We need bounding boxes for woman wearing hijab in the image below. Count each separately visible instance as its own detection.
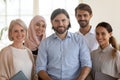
[25,15,46,60]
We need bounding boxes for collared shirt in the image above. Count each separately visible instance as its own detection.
[91,44,120,78]
[77,27,98,52]
[36,32,92,80]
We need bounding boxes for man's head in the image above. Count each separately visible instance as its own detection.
[75,3,92,28]
[51,8,71,34]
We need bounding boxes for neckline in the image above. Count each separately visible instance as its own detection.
[11,44,25,49]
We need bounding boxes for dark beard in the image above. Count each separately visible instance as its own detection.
[78,20,89,28]
[52,26,68,34]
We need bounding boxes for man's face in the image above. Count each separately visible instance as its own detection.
[75,10,92,28]
[51,13,70,34]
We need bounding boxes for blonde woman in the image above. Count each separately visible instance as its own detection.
[0,19,35,80]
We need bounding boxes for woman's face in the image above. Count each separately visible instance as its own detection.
[96,26,112,49]
[34,21,46,36]
[11,24,26,43]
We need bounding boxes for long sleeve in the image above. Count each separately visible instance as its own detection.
[0,46,15,80]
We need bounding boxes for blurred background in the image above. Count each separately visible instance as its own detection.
[0,0,120,50]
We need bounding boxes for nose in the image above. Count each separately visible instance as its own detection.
[39,27,44,32]
[80,16,85,20]
[59,21,63,26]
[18,31,23,36]
[97,34,102,40]
[38,26,44,31]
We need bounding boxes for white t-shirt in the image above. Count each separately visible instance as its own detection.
[77,27,98,52]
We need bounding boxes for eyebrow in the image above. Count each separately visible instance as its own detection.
[36,22,41,26]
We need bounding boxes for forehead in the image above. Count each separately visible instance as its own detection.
[96,26,108,32]
[53,13,68,20]
[37,20,45,23]
[36,21,45,25]
[76,9,90,15]
[12,24,23,30]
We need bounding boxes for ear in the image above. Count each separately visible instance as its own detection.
[90,14,93,18]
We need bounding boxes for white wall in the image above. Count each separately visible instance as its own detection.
[0,0,120,51]
[82,0,120,44]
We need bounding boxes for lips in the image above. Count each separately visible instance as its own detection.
[57,26,65,30]
[97,39,103,44]
[17,37,22,39]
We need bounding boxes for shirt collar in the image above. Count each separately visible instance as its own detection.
[52,32,71,39]
[77,26,95,35]
[98,44,113,53]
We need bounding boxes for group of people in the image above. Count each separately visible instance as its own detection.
[0,3,120,80]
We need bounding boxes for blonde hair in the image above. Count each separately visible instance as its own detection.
[8,19,27,41]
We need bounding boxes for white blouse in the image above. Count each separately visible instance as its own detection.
[11,46,32,80]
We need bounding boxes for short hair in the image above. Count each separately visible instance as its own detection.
[75,3,92,15]
[8,19,27,41]
[50,8,71,28]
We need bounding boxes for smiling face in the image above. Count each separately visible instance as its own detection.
[10,24,26,43]
[51,13,70,34]
[34,21,46,36]
[96,26,112,49]
[75,10,92,28]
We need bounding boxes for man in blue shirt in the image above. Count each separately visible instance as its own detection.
[36,8,92,80]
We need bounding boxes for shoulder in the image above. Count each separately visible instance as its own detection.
[91,49,99,53]
[0,45,12,55]
[70,32,85,40]
[43,33,54,40]
[40,33,56,44]
[91,48,99,56]
[0,45,13,61]
[74,33,87,44]
[67,32,88,48]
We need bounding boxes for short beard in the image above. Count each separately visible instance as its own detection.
[78,20,89,28]
[52,26,68,34]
